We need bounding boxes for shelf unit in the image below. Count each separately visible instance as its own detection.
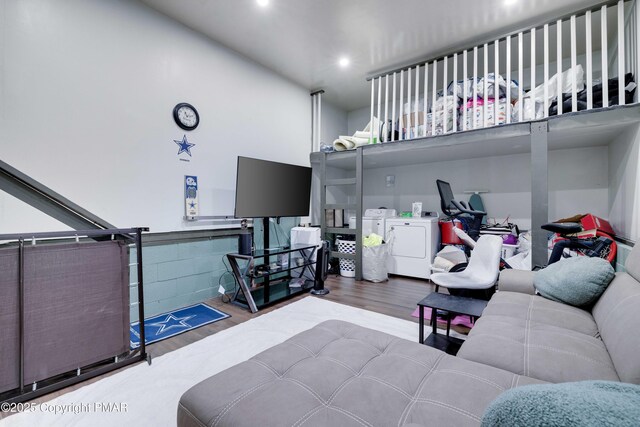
[319,150,363,278]
[311,104,640,277]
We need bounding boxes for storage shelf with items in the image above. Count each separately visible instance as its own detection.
[312,0,640,274]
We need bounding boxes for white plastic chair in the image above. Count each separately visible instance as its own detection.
[430,234,503,292]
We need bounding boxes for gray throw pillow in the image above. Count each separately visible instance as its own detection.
[534,256,615,307]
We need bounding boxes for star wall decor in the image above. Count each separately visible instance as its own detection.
[174,135,195,156]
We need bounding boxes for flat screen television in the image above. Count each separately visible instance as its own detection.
[234,156,312,218]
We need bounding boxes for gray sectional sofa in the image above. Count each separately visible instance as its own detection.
[178,245,640,426]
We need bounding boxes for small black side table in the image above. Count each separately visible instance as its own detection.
[417,293,488,355]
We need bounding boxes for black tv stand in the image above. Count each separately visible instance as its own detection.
[226,244,318,313]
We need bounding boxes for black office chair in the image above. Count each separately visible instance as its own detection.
[436,179,486,241]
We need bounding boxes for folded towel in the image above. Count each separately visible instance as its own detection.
[333,136,369,151]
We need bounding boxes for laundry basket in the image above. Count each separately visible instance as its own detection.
[336,239,356,277]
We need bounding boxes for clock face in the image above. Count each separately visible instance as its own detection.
[173,103,199,130]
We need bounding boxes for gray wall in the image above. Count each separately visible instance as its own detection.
[608,123,640,240]
[348,106,371,136]
[330,146,610,232]
[320,101,348,147]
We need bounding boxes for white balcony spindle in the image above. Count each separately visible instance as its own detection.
[506,35,512,123]
[531,27,536,119]
[463,50,468,130]
[571,15,578,112]
[370,79,375,143]
[618,0,626,105]
[423,63,429,136]
[377,77,382,129]
[586,10,593,110]
[518,33,523,122]
[399,69,404,140]
[443,57,449,134]
[407,68,412,139]
[318,92,322,148]
[384,74,389,142]
[494,40,499,126]
[557,20,563,115]
[453,53,458,132]
[432,60,438,135]
[415,65,420,137]
[544,24,550,117]
[473,47,478,129]
[602,6,609,108]
[392,72,397,141]
[484,44,489,128]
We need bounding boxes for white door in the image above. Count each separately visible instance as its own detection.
[388,223,427,259]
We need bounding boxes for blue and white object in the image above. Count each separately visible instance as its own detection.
[185,175,199,219]
[130,303,230,348]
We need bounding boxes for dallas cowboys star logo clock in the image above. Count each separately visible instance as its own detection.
[174,135,195,157]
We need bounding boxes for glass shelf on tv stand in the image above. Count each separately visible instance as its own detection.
[226,244,318,313]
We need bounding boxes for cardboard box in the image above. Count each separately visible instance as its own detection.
[325,209,344,228]
[402,113,426,128]
[580,214,615,236]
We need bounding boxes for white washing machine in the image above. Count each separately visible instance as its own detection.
[385,215,440,279]
[348,208,397,239]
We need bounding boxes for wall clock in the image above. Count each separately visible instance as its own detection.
[173,103,199,131]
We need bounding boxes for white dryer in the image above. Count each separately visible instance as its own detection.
[385,215,440,279]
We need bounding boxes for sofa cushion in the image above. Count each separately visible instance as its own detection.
[534,257,615,307]
[178,320,544,427]
[592,272,640,384]
[457,292,619,384]
[479,291,599,336]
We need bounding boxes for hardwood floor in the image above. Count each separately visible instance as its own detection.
[2,274,443,417]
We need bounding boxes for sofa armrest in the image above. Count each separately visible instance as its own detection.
[498,269,536,294]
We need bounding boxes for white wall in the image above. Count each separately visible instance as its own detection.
[320,101,348,147]
[0,0,311,234]
[347,106,371,136]
[608,123,640,240]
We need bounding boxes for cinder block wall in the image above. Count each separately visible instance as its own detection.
[129,237,238,322]
[128,218,298,322]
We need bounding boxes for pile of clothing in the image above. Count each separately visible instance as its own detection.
[396,67,636,139]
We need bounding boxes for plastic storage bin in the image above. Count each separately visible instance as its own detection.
[336,239,356,278]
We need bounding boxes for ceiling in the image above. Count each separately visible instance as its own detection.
[141,0,606,111]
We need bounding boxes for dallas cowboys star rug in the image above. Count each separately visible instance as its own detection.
[130,303,230,348]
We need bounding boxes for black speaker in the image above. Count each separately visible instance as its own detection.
[238,233,252,255]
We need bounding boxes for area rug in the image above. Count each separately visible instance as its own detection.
[410,306,475,328]
[1,297,463,427]
[130,303,230,348]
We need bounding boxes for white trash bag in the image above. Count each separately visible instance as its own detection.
[363,243,389,282]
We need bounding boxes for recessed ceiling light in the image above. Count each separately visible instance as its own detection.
[256,0,269,7]
[338,57,350,68]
